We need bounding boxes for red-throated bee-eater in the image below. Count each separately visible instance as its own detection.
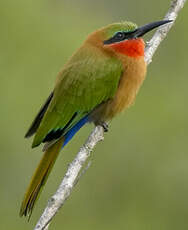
[20,20,171,217]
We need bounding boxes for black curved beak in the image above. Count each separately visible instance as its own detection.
[134,20,172,38]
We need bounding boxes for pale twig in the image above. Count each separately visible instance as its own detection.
[34,126,104,230]
[145,0,186,64]
[34,0,186,229]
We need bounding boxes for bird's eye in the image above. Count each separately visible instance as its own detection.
[115,32,125,40]
[103,31,127,45]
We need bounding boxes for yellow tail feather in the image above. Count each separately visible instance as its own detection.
[19,137,64,218]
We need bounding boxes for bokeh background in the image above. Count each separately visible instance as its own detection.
[0,0,188,229]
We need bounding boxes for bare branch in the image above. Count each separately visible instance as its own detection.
[34,126,104,230]
[145,0,186,64]
[34,0,186,229]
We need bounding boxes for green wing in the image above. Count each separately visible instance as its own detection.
[32,45,123,147]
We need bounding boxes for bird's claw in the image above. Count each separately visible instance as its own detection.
[101,122,109,132]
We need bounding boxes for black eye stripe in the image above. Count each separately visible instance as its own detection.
[103,29,137,45]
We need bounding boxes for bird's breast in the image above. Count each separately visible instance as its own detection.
[111,56,146,115]
[91,55,146,124]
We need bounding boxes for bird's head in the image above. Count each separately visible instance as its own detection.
[88,20,172,58]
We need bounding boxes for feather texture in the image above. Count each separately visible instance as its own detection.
[20,137,64,218]
[90,55,146,123]
[25,92,53,138]
[32,44,123,147]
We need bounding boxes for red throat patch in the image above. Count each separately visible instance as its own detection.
[109,38,145,58]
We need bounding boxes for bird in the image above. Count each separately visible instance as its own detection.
[20,20,171,218]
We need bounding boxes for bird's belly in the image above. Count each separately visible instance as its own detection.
[91,56,146,124]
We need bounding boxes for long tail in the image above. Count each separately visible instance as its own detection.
[20,115,89,218]
[19,137,64,218]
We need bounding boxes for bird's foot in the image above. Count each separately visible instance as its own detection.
[101,122,109,132]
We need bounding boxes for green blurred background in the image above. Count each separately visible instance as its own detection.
[0,0,188,229]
